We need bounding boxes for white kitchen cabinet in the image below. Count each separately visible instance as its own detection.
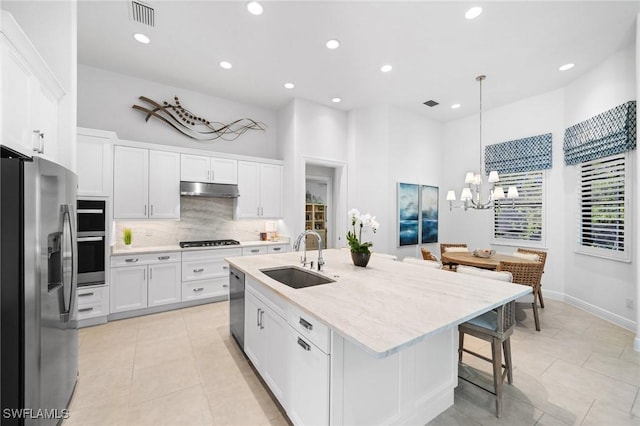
[1,12,65,161]
[180,154,237,184]
[268,244,288,254]
[148,262,181,307]
[110,265,148,313]
[76,128,115,197]
[236,161,282,219]
[113,146,180,219]
[110,252,181,313]
[76,285,110,322]
[242,246,267,256]
[181,248,240,301]
[288,327,330,426]
[244,289,289,404]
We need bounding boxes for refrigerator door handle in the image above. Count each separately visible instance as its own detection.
[58,204,76,323]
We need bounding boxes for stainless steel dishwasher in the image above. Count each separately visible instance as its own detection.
[229,266,245,350]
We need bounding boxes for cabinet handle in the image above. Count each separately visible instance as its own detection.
[297,337,311,351]
[223,284,229,288]
[78,292,94,297]
[299,317,313,331]
[260,207,264,216]
[272,247,281,251]
[256,308,261,327]
[250,249,259,253]
[259,309,264,329]
[193,268,204,273]
[193,287,204,292]
[149,268,153,280]
[158,256,170,260]
[207,170,210,181]
[211,170,214,182]
[125,258,139,263]
[222,265,229,270]
[144,205,147,216]
[150,205,154,216]
[78,307,94,313]
[143,269,146,280]
[257,207,260,216]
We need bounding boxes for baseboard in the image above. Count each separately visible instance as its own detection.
[562,294,636,332]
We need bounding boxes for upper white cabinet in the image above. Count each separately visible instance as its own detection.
[113,146,180,219]
[1,12,65,161]
[76,128,115,197]
[237,161,282,219]
[180,154,237,184]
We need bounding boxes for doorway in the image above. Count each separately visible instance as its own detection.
[304,162,343,249]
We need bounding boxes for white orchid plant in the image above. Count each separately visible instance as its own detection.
[347,208,379,254]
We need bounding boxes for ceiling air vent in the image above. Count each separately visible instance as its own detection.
[423,100,439,107]
[130,1,155,27]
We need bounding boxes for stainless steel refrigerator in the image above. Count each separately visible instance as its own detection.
[1,148,78,426]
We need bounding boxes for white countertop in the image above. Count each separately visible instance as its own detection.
[226,249,532,358]
[111,240,290,256]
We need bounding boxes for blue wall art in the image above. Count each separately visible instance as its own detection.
[421,185,439,243]
[397,183,420,246]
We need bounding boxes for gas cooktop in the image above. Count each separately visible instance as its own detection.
[179,239,240,248]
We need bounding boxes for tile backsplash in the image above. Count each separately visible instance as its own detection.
[114,197,284,248]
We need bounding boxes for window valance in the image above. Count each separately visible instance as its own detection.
[484,133,552,174]
[563,101,636,165]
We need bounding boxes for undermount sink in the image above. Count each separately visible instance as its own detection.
[260,266,335,289]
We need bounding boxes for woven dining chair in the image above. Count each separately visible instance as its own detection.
[420,247,439,262]
[457,265,516,418]
[497,260,544,331]
[440,243,468,269]
[515,248,547,308]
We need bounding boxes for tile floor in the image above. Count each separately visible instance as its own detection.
[64,299,639,426]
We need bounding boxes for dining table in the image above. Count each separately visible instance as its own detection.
[441,251,538,270]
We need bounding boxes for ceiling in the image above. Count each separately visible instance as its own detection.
[77,1,639,122]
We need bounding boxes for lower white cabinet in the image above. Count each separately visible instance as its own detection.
[181,248,241,301]
[77,285,110,321]
[288,326,330,426]
[244,290,290,404]
[110,252,181,313]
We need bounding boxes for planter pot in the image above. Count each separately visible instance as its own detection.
[351,251,371,268]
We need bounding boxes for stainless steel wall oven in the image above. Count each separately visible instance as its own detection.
[76,200,106,287]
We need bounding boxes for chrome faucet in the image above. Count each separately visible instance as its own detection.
[293,230,324,271]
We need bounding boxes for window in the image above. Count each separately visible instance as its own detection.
[493,171,544,245]
[576,153,631,261]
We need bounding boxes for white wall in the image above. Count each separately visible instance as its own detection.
[78,65,278,159]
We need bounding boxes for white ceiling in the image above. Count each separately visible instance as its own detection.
[77,1,639,122]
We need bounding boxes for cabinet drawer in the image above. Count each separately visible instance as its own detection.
[111,251,181,267]
[77,286,107,305]
[267,244,288,254]
[242,246,267,256]
[182,257,230,282]
[182,277,228,301]
[77,285,109,320]
[77,300,109,320]
[287,305,330,354]
[181,247,242,262]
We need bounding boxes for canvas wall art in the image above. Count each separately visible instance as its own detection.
[421,185,439,243]
[397,183,419,246]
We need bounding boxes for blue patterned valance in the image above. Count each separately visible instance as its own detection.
[564,101,636,165]
[484,133,552,174]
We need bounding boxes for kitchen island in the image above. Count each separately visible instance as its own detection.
[226,249,531,425]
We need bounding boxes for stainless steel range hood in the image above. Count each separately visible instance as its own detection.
[180,181,240,198]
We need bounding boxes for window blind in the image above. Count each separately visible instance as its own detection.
[577,154,627,258]
[493,171,543,243]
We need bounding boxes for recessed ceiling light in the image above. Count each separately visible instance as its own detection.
[559,63,575,71]
[326,39,340,49]
[451,104,461,109]
[220,61,233,69]
[380,64,393,73]
[246,1,263,15]
[284,83,295,89]
[465,6,482,20]
[331,97,342,103]
[133,33,150,44]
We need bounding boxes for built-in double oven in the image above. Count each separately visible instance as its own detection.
[76,200,106,287]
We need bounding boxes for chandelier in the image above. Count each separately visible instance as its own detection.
[446,75,518,211]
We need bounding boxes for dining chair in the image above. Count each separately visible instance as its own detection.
[402,256,442,269]
[440,243,468,269]
[497,260,544,331]
[420,247,439,262]
[456,266,515,418]
[515,248,547,308]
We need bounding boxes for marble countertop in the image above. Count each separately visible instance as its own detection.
[226,249,532,358]
[111,240,290,256]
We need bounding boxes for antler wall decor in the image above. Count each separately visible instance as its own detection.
[132,96,266,141]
